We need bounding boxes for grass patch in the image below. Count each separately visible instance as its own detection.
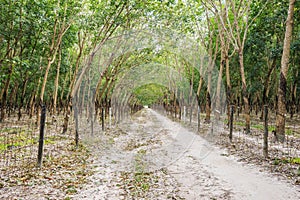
[0,143,7,151]
[290,158,300,164]
[0,127,20,133]
[0,128,66,151]
[286,129,293,135]
[234,121,245,127]
[252,124,276,132]
[226,120,293,135]
[273,157,300,165]
[0,129,36,151]
[251,124,263,130]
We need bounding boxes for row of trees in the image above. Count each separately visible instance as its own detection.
[0,0,299,143]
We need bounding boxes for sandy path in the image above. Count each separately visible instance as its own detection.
[77,108,300,199]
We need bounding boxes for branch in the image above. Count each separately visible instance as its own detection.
[242,0,269,47]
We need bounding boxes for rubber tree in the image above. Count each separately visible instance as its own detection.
[275,0,296,143]
[245,0,289,120]
[203,9,219,123]
[203,0,269,134]
[65,0,134,133]
[0,0,48,121]
[37,0,81,125]
[0,1,25,121]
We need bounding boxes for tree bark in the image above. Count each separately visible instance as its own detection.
[196,54,205,103]
[225,51,232,127]
[290,69,298,118]
[204,35,218,124]
[275,0,295,143]
[260,57,277,120]
[0,64,13,122]
[53,47,62,115]
[239,49,251,134]
[216,17,227,121]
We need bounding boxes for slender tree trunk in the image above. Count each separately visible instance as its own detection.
[53,47,62,115]
[189,66,194,124]
[62,32,85,133]
[18,78,28,120]
[80,80,87,115]
[9,82,18,116]
[225,51,232,127]
[216,58,224,121]
[205,90,211,123]
[216,20,226,121]
[94,70,108,104]
[38,19,70,125]
[275,0,295,143]
[30,77,41,119]
[290,69,298,118]
[239,49,251,134]
[204,40,218,123]
[67,31,85,100]
[40,19,58,105]
[215,63,224,121]
[59,69,69,115]
[0,64,13,122]
[40,59,52,102]
[196,54,204,103]
[260,58,277,120]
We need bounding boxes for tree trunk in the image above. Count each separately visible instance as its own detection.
[275,0,295,143]
[260,58,277,120]
[62,32,85,133]
[18,78,28,120]
[196,54,205,104]
[225,51,232,127]
[290,69,298,118]
[239,49,251,134]
[204,40,218,123]
[216,60,224,121]
[53,47,62,115]
[216,19,227,121]
[189,66,194,124]
[67,31,85,100]
[0,64,13,122]
[40,59,52,102]
[38,19,70,125]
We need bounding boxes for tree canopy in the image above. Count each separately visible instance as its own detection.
[0,0,299,141]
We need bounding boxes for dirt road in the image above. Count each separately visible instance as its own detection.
[76,108,300,200]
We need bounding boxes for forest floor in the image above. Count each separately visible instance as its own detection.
[1,108,300,199]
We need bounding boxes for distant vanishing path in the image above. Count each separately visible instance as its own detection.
[76,108,300,200]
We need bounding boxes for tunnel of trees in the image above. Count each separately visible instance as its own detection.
[1,1,300,198]
[0,0,299,160]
